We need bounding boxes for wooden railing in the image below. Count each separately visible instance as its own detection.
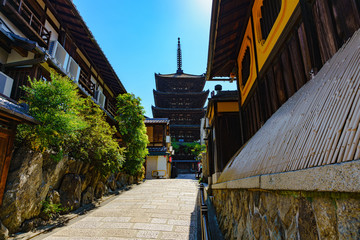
[106,99,117,117]
[78,71,95,97]
[4,0,51,46]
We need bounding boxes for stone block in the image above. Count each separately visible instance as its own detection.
[59,174,82,211]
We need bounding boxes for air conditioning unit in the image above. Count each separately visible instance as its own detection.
[0,71,14,98]
[66,57,81,82]
[48,41,69,72]
[95,90,106,108]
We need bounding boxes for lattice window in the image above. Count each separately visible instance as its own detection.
[241,47,251,86]
[260,0,282,40]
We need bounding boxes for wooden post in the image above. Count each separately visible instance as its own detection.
[299,0,322,73]
[18,0,23,13]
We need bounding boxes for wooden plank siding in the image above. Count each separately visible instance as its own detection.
[0,125,16,206]
[219,29,360,182]
[240,0,360,144]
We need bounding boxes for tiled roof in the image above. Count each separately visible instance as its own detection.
[0,96,37,124]
[144,118,170,124]
[156,72,205,79]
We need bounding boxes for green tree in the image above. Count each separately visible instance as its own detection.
[17,71,86,157]
[115,93,149,176]
[70,98,125,174]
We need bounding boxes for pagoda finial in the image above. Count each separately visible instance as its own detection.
[177,37,183,74]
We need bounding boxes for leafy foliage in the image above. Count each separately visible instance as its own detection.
[17,72,124,174]
[171,141,205,159]
[115,93,149,176]
[69,98,125,174]
[17,71,86,157]
[41,198,66,219]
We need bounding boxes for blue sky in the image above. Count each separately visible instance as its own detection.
[72,0,236,117]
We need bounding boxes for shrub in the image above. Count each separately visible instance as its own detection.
[17,71,86,158]
[41,198,66,219]
[70,98,125,174]
[115,93,148,176]
[18,72,125,174]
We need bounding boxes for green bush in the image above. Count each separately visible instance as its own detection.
[171,141,205,158]
[115,93,149,176]
[18,71,86,158]
[69,98,125,174]
[18,72,125,174]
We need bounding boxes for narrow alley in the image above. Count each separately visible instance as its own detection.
[35,176,199,240]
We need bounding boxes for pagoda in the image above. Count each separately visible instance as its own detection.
[152,38,208,172]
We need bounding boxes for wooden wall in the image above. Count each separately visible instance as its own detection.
[241,0,360,143]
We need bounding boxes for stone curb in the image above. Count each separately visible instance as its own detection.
[9,184,140,240]
[212,159,360,192]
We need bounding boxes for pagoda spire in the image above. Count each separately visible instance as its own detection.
[177,37,183,74]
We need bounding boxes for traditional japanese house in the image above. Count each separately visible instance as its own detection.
[0,96,37,206]
[0,0,126,205]
[204,87,241,184]
[152,38,209,172]
[144,118,172,179]
[0,0,126,121]
[203,0,360,238]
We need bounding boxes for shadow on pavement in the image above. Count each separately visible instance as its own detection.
[176,174,197,180]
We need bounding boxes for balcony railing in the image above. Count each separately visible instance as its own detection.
[78,71,95,97]
[106,99,117,117]
[3,0,51,46]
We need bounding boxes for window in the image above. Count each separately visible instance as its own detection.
[260,0,282,40]
[241,47,251,86]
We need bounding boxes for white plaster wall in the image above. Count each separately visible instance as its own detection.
[157,156,167,177]
[45,20,58,42]
[7,50,35,63]
[146,156,157,179]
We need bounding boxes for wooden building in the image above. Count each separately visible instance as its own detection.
[204,1,360,237]
[0,96,37,206]
[204,88,241,183]
[0,0,126,121]
[144,118,172,179]
[206,0,360,178]
[0,0,126,205]
[152,38,208,172]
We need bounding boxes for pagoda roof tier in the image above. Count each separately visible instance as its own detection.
[152,106,206,115]
[152,107,206,125]
[155,73,206,93]
[153,90,209,108]
[171,124,200,128]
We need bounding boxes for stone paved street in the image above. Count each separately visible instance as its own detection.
[36,176,199,240]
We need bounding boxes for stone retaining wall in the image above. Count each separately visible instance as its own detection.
[212,189,360,240]
[0,147,139,234]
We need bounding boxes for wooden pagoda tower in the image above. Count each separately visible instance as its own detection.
[152,38,208,172]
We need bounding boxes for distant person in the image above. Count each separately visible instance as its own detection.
[197,164,202,179]
[171,164,178,178]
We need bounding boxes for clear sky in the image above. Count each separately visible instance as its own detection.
[72,0,237,117]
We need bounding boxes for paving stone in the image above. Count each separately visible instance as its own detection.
[136,230,160,238]
[133,223,174,232]
[97,229,138,238]
[39,177,199,240]
[160,232,189,239]
[130,217,151,223]
[68,221,103,229]
[99,222,133,229]
[151,218,168,224]
[101,217,131,222]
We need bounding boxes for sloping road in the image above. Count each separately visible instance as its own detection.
[37,176,199,240]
